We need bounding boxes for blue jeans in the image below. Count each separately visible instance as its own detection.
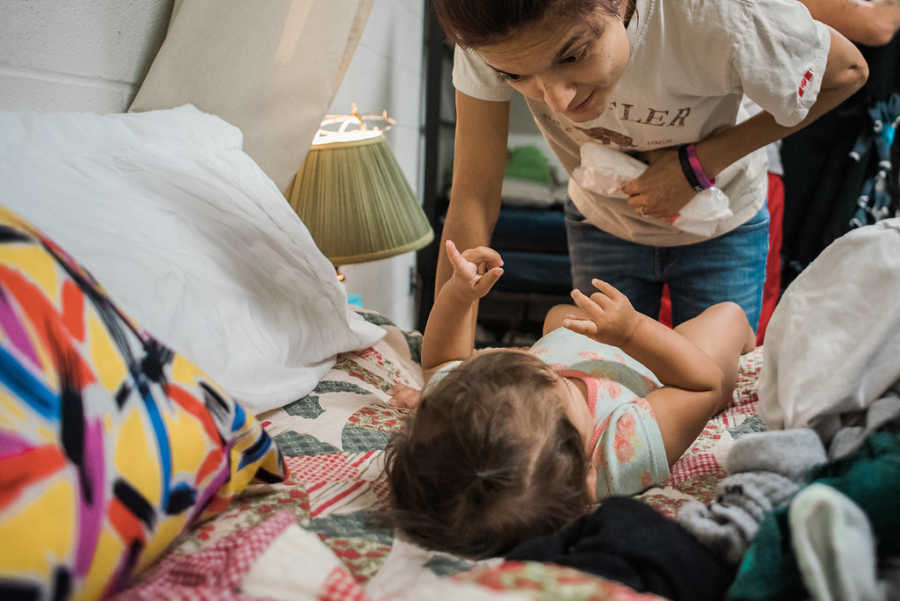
[564,198,769,330]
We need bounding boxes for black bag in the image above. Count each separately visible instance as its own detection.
[781,36,900,290]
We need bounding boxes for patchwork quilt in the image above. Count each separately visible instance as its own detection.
[117,310,765,601]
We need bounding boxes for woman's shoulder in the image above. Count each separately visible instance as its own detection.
[642,0,819,73]
[452,45,514,103]
[655,0,793,33]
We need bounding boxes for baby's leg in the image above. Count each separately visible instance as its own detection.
[673,302,755,409]
[646,303,755,465]
[542,304,592,336]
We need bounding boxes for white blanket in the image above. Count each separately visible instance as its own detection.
[758,218,900,440]
[0,105,384,413]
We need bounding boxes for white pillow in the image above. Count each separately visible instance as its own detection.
[0,104,384,413]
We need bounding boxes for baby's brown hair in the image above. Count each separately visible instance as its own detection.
[384,351,591,558]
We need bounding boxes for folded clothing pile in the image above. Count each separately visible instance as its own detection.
[501,146,568,208]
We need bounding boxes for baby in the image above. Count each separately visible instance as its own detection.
[385,240,755,558]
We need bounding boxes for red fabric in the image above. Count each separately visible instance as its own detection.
[0,445,67,511]
[658,172,784,344]
[659,286,673,327]
[757,173,783,344]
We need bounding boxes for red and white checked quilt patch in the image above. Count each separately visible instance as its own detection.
[285,452,384,519]
[119,510,296,601]
[286,451,379,486]
[669,452,720,485]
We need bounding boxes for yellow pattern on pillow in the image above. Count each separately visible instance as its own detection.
[0,206,285,600]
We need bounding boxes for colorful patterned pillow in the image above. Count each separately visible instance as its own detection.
[0,206,285,600]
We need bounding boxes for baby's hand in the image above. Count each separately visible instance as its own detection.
[445,240,504,302]
[567,279,641,347]
[387,384,421,409]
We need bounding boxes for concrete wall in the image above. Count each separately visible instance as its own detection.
[0,0,173,113]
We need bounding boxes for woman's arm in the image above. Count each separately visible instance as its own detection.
[800,0,900,47]
[435,92,510,296]
[623,27,868,218]
[695,27,869,179]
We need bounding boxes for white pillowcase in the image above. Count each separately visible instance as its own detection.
[0,104,384,413]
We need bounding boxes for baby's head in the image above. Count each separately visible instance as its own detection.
[385,350,592,558]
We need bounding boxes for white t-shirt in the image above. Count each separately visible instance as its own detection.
[741,97,784,177]
[452,0,830,246]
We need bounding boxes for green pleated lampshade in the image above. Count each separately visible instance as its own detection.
[287,132,434,265]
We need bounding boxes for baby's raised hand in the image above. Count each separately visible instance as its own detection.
[566,279,641,347]
[446,240,504,302]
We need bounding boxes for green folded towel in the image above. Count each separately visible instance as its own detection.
[505,146,554,185]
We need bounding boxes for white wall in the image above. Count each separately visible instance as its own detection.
[330,0,425,330]
[0,0,172,113]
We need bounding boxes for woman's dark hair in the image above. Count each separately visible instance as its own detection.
[384,351,591,558]
[431,0,622,47]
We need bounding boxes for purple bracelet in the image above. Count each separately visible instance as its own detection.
[684,143,716,189]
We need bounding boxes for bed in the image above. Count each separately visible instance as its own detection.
[114,312,766,601]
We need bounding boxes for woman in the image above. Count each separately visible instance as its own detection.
[431,0,868,329]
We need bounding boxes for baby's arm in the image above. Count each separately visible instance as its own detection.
[567,280,753,465]
[420,241,504,380]
[567,280,724,394]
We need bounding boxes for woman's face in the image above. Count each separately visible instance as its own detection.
[474,3,631,123]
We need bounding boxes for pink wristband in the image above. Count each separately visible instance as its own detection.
[685,143,715,189]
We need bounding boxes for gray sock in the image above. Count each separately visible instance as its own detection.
[727,428,826,480]
[679,471,801,564]
[829,394,900,461]
[679,428,827,565]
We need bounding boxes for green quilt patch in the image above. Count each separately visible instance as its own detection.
[283,394,325,419]
[342,426,391,452]
[273,431,341,457]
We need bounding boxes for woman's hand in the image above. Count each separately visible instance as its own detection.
[445,240,504,303]
[622,148,697,220]
[566,279,642,347]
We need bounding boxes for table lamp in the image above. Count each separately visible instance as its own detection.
[287,105,434,279]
